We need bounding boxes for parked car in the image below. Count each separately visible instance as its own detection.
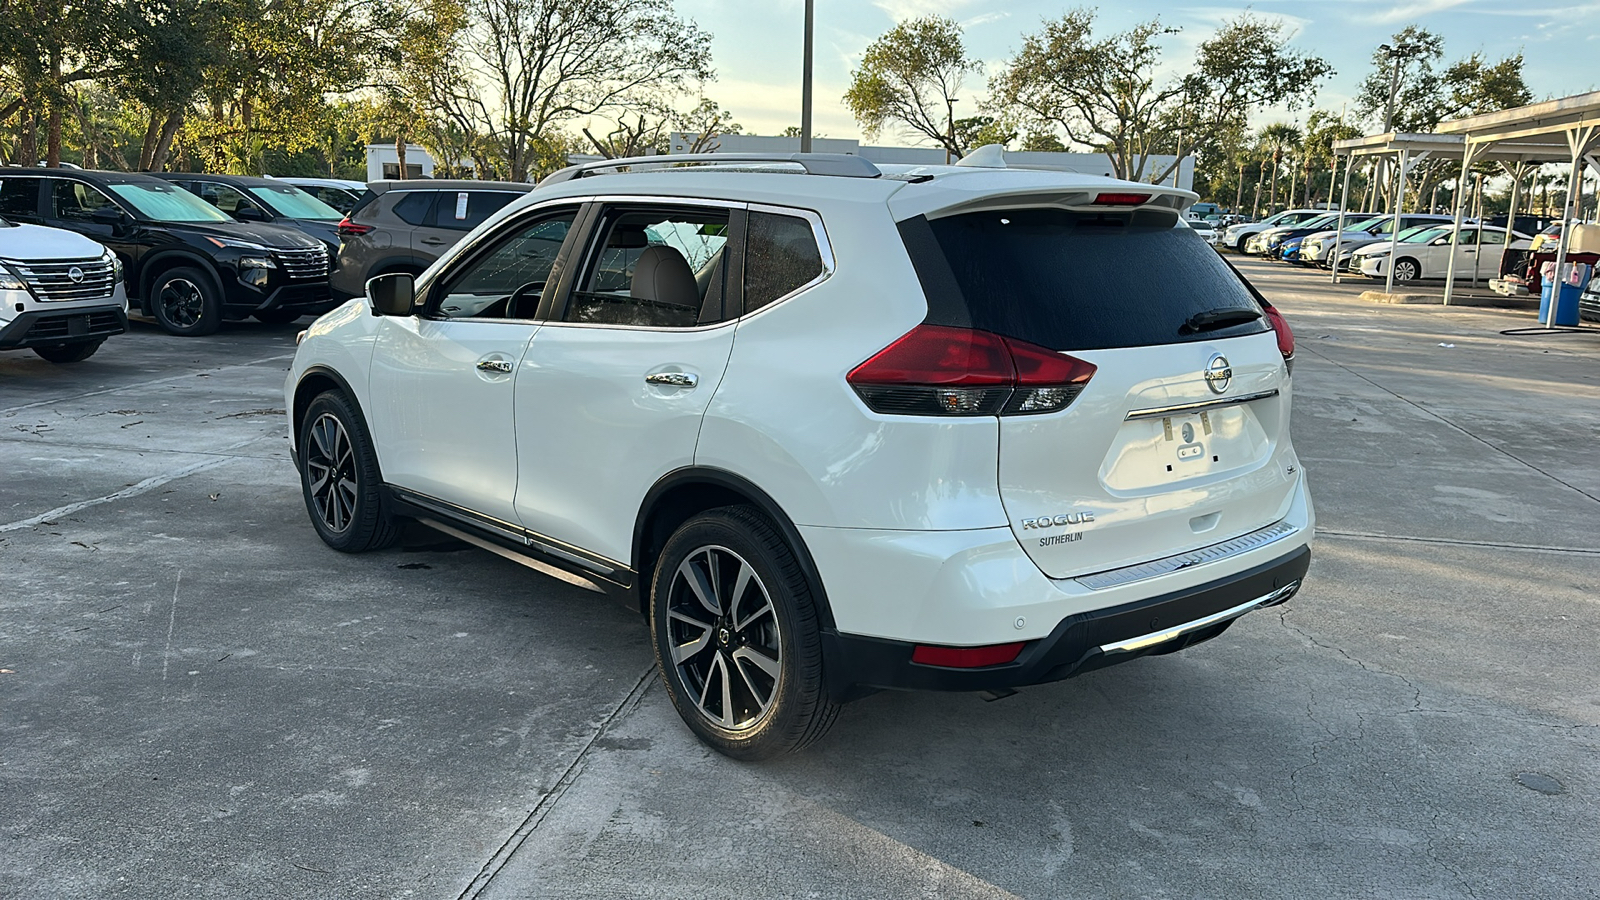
[330,179,534,298]
[0,168,334,334]
[0,215,127,362]
[1185,217,1218,243]
[1297,214,1456,268]
[1218,209,1328,252]
[154,172,343,252]
[275,177,368,215]
[287,153,1312,759]
[1352,224,1532,282]
[1246,212,1343,256]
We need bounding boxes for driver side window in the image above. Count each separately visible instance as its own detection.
[51,180,115,220]
[435,207,578,320]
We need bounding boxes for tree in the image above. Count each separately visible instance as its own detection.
[1259,123,1301,212]
[1300,110,1361,206]
[0,0,122,166]
[843,16,980,160]
[990,10,1329,183]
[447,0,713,181]
[672,96,741,153]
[989,10,1183,181]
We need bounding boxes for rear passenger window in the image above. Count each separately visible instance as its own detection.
[745,211,825,312]
[433,191,520,231]
[566,206,730,328]
[0,178,41,219]
[51,180,117,220]
[391,191,435,226]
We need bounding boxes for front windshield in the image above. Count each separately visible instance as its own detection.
[1345,217,1387,232]
[110,183,232,223]
[248,185,342,221]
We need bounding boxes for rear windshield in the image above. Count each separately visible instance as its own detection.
[904,208,1270,351]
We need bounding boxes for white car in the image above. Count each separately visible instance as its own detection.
[0,216,128,362]
[285,153,1314,759]
[1218,209,1326,252]
[1353,224,1532,283]
[1185,216,1217,243]
[1297,214,1457,268]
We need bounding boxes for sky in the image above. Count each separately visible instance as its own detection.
[670,0,1600,145]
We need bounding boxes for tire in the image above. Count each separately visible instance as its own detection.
[253,309,303,325]
[297,390,400,552]
[1393,257,1420,282]
[33,340,103,363]
[150,266,222,336]
[650,505,839,760]
[1233,233,1250,252]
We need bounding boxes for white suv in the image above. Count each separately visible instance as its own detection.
[285,153,1313,759]
[0,216,128,362]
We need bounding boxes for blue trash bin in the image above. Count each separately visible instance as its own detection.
[1540,278,1583,326]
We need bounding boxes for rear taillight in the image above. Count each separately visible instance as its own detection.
[911,642,1026,668]
[847,324,1096,417]
[337,218,373,237]
[1260,301,1295,371]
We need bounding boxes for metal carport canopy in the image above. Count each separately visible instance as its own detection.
[1435,90,1600,316]
[1327,132,1562,292]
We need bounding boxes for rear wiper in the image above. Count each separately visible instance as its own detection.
[1184,307,1262,333]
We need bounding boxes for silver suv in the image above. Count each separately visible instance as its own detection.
[330,180,534,298]
[1,216,127,362]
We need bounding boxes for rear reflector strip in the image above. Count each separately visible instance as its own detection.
[911,642,1026,668]
[1099,582,1300,654]
[1073,520,1299,591]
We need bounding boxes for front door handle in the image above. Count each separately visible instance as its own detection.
[645,371,698,388]
[420,237,447,246]
[477,359,513,374]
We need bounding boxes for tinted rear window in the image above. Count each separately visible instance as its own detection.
[905,208,1270,351]
[432,191,520,231]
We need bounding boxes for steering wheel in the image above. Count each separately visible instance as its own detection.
[504,281,545,319]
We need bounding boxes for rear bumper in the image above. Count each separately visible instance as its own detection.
[0,305,127,350]
[823,544,1309,695]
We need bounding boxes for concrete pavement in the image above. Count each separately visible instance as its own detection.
[3,275,1597,898]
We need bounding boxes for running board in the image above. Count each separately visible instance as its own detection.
[415,517,607,595]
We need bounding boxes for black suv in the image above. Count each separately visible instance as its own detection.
[151,172,343,252]
[0,169,336,335]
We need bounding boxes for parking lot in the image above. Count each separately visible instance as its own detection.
[3,258,1598,899]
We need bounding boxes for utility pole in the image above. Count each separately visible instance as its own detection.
[800,0,814,153]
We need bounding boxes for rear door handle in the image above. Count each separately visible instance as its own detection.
[645,372,698,388]
[421,237,447,246]
[477,359,513,374]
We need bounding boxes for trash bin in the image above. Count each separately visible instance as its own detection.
[1539,262,1589,326]
[1539,278,1583,326]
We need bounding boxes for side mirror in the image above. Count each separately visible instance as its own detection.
[234,206,267,222]
[367,272,415,316]
[91,206,125,225]
[1430,237,1451,246]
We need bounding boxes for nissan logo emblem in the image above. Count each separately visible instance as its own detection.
[68,266,85,283]
[1204,354,1232,394]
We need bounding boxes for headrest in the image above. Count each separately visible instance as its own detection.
[630,245,698,311]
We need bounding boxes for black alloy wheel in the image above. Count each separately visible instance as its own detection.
[33,340,103,363]
[298,391,399,552]
[151,267,222,336]
[651,506,838,760]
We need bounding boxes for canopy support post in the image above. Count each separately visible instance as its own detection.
[1332,152,1354,284]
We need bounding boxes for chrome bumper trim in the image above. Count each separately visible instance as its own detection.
[1124,389,1280,422]
[1074,519,1299,591]
[1098,581,1300,654]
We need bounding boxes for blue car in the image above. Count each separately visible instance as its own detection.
[1278,235,1309,263]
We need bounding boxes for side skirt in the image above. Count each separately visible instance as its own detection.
[385,486,637,605]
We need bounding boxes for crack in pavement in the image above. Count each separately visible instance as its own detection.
[1316,529,1600,556]
[454,667,655,900]
[1299,342,1600,506]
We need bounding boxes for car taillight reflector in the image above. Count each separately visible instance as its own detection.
[1092,192,1152,206]
[337,218,373,237]
[847,325,1096,417]
[911,642,1026,668]
[1260,301,1295,368]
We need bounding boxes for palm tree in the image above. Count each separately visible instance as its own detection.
[1260,123,1303,213]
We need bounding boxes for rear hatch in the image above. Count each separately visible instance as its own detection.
[900,197,1298,580]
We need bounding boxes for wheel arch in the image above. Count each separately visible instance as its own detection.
[1394,255,1422,279]
[633,467,836,631]
[138,251,222,309]
[291,365,375,466]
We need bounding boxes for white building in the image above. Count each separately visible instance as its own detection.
[667,133,1194,190]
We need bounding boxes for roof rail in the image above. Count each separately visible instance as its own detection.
[540,152,882,185]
